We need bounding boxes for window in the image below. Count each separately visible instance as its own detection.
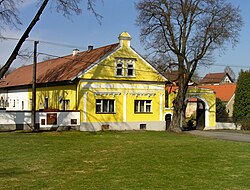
[115,58,136,77]
[116,60,123,76]
[135,100,152,113]
[44,97,49,109]
[140,124,147,130]
[71,119,77,125]
[0,97,4,108]
[96,99,115,113]
[62,100,70,110]
[13,100,15,107]
[127,60,134,76]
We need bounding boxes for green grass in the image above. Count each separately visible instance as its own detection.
[0,131,249,190]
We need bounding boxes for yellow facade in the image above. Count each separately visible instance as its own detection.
[28,85,77,111]
[166,87,216,129]
[29,32,166,131]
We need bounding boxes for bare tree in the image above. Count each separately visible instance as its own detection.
[0,0,101,79]
[136,0,243,132]
[0,0,22,34]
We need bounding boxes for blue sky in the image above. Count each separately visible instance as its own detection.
[0,0,249,77]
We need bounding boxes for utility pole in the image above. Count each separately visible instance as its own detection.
[32,41,39,131]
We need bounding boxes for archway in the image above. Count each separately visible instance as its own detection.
[185,97,207,130]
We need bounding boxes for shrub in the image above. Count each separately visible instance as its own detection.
[233,70,250,129]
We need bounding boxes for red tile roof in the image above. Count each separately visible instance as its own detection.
[199,83,236,102]
[166,83,236,102]
[0,43,119,88]
[200,72,232,84]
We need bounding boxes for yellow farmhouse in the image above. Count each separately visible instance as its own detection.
[0,32,217,131]
[0,32,168,131]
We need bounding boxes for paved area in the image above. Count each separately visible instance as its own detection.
[185,130,250,143]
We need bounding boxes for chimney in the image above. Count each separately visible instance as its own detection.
[88,45,94,51]
[118,31,131,47]
[72,48,80,56]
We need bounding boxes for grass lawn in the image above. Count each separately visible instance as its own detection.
[0,131,249,190]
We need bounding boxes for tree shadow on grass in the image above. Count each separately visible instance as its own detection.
[0,167,29,177]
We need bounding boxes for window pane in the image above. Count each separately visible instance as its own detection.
[103,100,108,112]
[116,68,122,76]
[146,105,151,112]
[140,101,145,112]
[109,100,114,112]
[135,100,138,112]
[96,99,101,113]
[96,104,101,113]
[128,68,133,76]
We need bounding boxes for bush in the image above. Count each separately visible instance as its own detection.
[233,70,250,123]
[238,118,250,131]
[216,98,228,122]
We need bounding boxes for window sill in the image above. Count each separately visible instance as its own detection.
[134,112,153,114]
[115,76,136,78]
[96,112,116,114]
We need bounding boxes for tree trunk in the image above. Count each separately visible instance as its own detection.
[0,0,49,79]
[168,56,188,133]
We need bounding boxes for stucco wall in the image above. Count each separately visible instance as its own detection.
[0,110,80,131]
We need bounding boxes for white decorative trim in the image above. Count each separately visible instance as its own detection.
[94,92,121,96]
[72,45,121,80]
[130,92,156,97]
[160,94,163,121]
[113,84,137,89]
[83,92,88,122]
[123,93,127,122]
[101,84,113,89]
[82,83,100,89]
[149,85,165,90]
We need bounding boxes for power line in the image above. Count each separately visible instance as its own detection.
[37,52,249,79]
[0,36,85,49]
[1,36,250,70]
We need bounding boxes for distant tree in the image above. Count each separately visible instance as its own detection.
[216,98,228,122]
[136,0,243,132]
[233,70,250,123]
[0,0,101,79]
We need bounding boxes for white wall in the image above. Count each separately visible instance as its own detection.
[0,111,80,130]
[5,89,29,111]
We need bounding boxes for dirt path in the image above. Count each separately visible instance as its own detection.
[185,130,250,143]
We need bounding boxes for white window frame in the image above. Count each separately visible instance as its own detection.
[126,60,135,77]
[115,60,124,77]
[115,58,136,77]
[135,100,152,113]
[96,99,116,114]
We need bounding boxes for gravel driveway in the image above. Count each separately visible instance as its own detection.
[185,130,250,143]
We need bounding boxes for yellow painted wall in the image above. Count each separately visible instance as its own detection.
[28,85,77,110]
[166,87,216,127]
[81,47,165,82]
[77,81,165,123]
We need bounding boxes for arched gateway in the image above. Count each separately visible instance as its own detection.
[165,87,216,130]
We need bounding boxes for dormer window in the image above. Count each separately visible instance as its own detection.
[127,60,135,77]
[116,60,123,76]
[115,58,136,77]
